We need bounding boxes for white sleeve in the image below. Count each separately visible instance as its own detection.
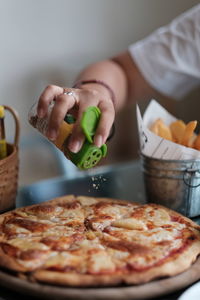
[129,4,200,100]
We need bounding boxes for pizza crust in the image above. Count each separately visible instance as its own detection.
[0,247,26,272]
[33,239,200,286]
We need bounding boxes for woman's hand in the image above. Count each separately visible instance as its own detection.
[37,84,115,153]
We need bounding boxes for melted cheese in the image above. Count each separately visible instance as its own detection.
[108,226,181,244]
[17,257,48,269]
[88,250,115,273]
[9,238,49,250]
[100,204,127,219]
[15,211,28,218]
[146,208,171,225]
[80,238,105,250]
[28,206,63,217]
[112,218,147,230]
[89,219,112,231]
[78,196,98,206]
[42,225,76,236]
[6,223,30,233]
[44,252,70,267]
[44,251,82,268]
[108,247,129,260]
[59,208,84,220]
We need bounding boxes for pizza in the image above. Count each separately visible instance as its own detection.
[0,195,200,287]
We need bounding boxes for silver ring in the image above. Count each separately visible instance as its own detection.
[63,90,74,96]
[63,88,78,104]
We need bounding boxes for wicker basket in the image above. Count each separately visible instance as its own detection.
[0,105,20,212]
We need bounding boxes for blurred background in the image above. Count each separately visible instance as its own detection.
[1,0,199,186]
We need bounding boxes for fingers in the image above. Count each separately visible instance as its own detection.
[94,100,115,147]
[68,96,115,153]
[37,85,63,118]
[47,93,77,140]
[67,125,85,153]
[38,86,115,154]
[67,92,99,153]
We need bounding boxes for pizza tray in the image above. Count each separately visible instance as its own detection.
[0,257,200,300]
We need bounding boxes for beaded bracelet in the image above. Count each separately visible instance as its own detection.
[73,79,116,109]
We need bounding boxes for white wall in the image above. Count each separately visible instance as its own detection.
[1,0,199,184]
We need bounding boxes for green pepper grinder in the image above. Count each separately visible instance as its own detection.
[65,106,107,170]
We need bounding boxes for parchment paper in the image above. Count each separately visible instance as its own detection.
[136,100,200,160]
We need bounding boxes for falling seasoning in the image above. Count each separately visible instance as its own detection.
[91,175,107,190]
[0,106,7,159]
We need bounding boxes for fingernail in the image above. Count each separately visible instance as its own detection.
[38,108,44,118]
[47,129,57,141]
[94,135,102,147]
[69,140,81,153]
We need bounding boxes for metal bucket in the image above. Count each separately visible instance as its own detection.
[141,154,200,217]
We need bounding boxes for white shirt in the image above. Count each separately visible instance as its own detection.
[129,4,200,100]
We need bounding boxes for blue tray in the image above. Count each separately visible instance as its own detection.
[16,161,145,207]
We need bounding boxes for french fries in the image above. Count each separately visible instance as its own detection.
[150,119,173,141]
[193,134,200,150]
[150,118,200,151]
[180,121,197,147]
[170,120,186,143]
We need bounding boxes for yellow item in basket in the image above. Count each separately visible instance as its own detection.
[150,118,200,151]
[0,106,7,159]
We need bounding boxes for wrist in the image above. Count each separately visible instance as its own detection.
[80,82,108,94]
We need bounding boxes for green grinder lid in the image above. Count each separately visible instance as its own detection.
[70,142,107,170]
[68,106,108,170]
[81,106,101,143]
